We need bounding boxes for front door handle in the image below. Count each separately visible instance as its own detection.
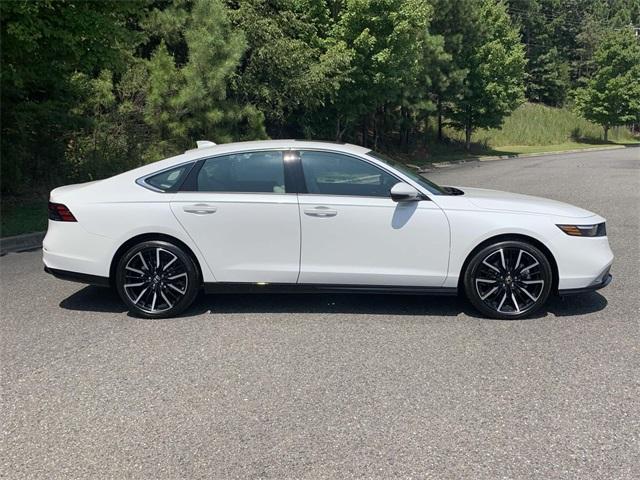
[304,206,337,218]
[183,204,217,215]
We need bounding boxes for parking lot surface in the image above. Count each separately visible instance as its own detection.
[1,147,639,479]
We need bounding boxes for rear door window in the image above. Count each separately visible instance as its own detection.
[197,151,286,193]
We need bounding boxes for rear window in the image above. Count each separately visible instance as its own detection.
[144,164,190,191]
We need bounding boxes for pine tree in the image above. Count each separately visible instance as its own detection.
[447,0,527,150]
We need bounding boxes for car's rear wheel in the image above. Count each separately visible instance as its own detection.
[464,240,553,319]
[116,240,200,318]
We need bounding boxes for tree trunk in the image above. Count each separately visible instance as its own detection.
[437,96,443,143]
[361,117,367,148]
[603,125,609,142]
[465,122,473,151]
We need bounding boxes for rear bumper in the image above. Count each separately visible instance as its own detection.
[44,266,110,287]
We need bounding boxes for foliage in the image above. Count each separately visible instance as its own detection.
[226,0,353,137]
[145,0,267,155]
[0,0,145,193]
[446,0,527,149]
[574,29,640,140]
[0,0,638,196]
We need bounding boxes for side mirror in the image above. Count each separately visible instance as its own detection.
[390,182,422,202]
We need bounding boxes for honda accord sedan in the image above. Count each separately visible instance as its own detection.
[44,140,613,319]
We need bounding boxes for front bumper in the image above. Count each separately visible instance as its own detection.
[558,270,612,295]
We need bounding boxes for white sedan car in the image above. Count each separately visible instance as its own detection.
[44,140,613,319]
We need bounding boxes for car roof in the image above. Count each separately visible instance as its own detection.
[184,139,370,158]
[125,140,373,180]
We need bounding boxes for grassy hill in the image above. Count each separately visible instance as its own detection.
[463,102,636,146]
[408,102,638,164]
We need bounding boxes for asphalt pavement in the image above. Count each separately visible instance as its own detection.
[1,147,639,479]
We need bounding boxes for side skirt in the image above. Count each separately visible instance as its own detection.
[204,282,458,296]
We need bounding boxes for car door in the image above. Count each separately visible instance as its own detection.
[170,150,300,283]
[296,150,450,287]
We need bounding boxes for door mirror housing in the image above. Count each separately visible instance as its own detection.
[390,182,422,202]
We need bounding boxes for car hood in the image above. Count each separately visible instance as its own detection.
[457,186,595,218]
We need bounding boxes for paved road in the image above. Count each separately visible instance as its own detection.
[1,148,639,479]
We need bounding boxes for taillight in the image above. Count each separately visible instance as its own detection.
[48,202,77,222]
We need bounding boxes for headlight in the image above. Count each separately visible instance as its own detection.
[557,223,606,237]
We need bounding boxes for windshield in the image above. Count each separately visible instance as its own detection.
[366,151,448,195]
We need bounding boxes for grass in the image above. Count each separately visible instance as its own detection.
[405,103,639,164]
[1,197,48,238]
[445,102,638,146]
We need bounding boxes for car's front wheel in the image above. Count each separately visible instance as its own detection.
[464,240,553,319]
[115,240,200,318]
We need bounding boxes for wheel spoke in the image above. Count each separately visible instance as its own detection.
[151,292,157,311]
[511,293,520,313]
[480,286,499,300]
[522,280,544,285]
[163,255,177,271]
[126,266,145,275]
[517,284,539,302]
[134,287,148,304]
[497,293,507,312]
[168,283,186,295]
[520,259,539,274]
[156,248,161,270]
[160,290,173,308]
[124,282,145,288]
[499,249,506,270]
[515,250,523,270]
[476,278,497,283]
[168,272,187,281]
[136,252,149,270]
[482,259,501,273]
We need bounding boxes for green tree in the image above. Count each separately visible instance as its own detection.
[506,0,570,106]
[143,0,267,157]
[429,0,479,141]
[226,0,352,138]
[447,0,526,150]
[574,28,640,141]
[331,0,436,146]
[0,0,144,193]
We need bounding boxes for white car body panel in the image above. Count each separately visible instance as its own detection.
[170,192,300,283]
[43,139,613,297]
[298,194,450,286]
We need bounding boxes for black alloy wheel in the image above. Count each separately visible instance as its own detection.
[464,240,553,319]
[116,240,200,318]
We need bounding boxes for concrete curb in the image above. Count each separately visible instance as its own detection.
[0,231,46,256]
[422,144,637,171]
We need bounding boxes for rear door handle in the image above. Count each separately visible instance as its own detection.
[304,206,337,218]
[183,204,217,215]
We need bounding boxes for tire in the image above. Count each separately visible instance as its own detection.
[115,240,200,318]
[463,240,553,320]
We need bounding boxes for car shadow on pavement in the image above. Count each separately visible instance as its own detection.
[59,285,128,314]
[60,285,608,320]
